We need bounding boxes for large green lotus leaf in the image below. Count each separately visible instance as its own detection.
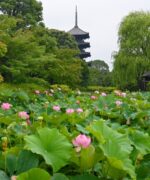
[15,91,30,103]
[0,115,16,125]
[16,150,39,174]
[102,161,127,179]
[136,154,150,180]
[80,145,96,171]
[70,174,100,180]
[52,173,69,180]
[17,168,51,180]
[87,120,136,179]
[25,128,72,172]
[6,153,17,176]
[129,130,150,155]
[0,170,9,180]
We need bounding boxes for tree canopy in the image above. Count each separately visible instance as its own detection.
[0,15,83,87]
[0,0,43,27]
[88,60,112,86]
[113,11,150,90]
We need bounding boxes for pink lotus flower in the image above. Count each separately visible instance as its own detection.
[76,108,83,113]
[114,90,126,97]
[44,90,49,95]
[18,111,29,119]
[66,108,74,114]
[115,100,123,106]
[1,103,12,110]
[91,95,97,100]
[114,90,122,96]
[35,90,40,94]
[11,176,17,180]
[121,92,126,97]
[52,105,60,111]
[72,134,91,150]
[101,92,107,96]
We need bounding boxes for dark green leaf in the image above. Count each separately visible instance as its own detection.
[16,150,39,174]
[17,168,51,180]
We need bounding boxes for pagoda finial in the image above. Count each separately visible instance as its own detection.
[75,5,78,27]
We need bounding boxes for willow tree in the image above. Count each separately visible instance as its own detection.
[113,11,150,90]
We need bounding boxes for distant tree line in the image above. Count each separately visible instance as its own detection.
[1,1,150,90]
[0,0,113,88]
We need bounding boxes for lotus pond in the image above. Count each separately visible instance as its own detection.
[0,87,150,180]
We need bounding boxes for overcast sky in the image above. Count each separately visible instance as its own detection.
[40,0,150,69]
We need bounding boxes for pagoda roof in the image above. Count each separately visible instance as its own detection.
[68,6,89,36]
[142,72,150,77]
[68,26,89,36]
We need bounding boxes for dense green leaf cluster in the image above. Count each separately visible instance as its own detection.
[0,0,43,27]
[0,0,113,88]
[0,85,150,179]
[113,11,150,90]
[0,14,84,87]
[88,60,112,87]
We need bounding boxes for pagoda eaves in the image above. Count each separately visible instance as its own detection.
[68,6,91,59]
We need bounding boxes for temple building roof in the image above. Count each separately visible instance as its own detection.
[68,6,89,37]
[68,26,89,36]
[142,72,150,77]
[68,6,91,59]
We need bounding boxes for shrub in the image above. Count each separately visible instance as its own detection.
[50,84,72,93]
[0,74,4,83]
[86,86,116,93]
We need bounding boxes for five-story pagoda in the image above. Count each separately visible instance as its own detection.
[68,6,91,59]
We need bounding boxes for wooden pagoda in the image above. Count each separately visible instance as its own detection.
[68,6,91,59]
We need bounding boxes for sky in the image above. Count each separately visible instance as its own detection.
[40,0,150,69]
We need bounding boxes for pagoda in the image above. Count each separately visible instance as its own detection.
[68,6,91,59]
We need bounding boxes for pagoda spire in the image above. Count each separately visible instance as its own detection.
[75,5,78,27]
[68,6,91,59]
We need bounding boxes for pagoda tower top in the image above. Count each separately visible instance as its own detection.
[75,5,78,27]
[68,6,91,59]
[68,6,89,38]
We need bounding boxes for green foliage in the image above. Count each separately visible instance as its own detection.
[0,170,9,180]
[88,60,112,86]
[0,0,43,27]
[17,168,51,180]
[113,11,150,90]
[87,120,136,179]
[16,150,39,174]
[70,174,100,180]
[0,14,83,87]
[80,60,89,87]
[25,128,72,172]
[86,86,116,93]
[129,130,150,155]
[0,42,7,58]
[0,75,4,83]
[6,153,17,176]
[79,145,96,171]
[50,84,71,93]
[48,29,78,49]
[52,173,69,180]
[0,86,150,179]
[136,154,150,180]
